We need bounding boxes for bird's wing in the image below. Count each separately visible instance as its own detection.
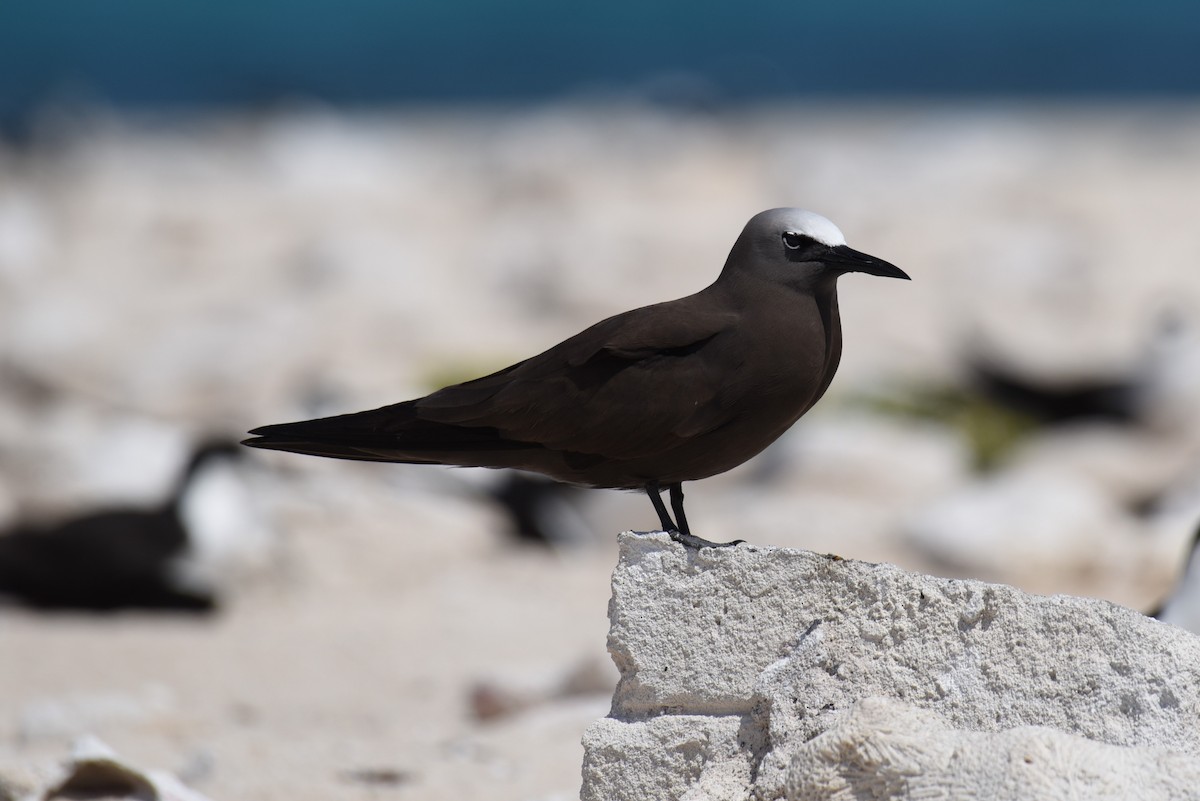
[415,303,742,460]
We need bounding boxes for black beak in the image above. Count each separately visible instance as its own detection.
[826,245,910,280]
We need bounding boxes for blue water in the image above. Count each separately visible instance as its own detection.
[1,0,1198,122]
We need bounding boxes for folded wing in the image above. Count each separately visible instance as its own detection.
[245,300,740,468]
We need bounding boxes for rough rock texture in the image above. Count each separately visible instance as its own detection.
[787,697,1200,801]
[581,532,1200,800]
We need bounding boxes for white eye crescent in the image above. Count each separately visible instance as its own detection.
[782,232,807,250]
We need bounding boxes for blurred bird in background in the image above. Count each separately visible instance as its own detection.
[0,439,268,612]
[1151,520,1200,632]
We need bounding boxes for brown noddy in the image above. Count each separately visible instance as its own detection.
[244,208,909,548]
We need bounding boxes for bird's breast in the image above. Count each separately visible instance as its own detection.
[726,288,839,410]
[650,289,840,481]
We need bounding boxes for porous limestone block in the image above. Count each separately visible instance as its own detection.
[583,532,1200,800]
[787,697,1200,801]
[580,714,758,801]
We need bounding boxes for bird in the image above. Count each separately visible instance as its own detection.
[488,473,591,546]
[0,440,248,612]
[1150,520,1200,632]
[244,208,909,548]
[968,357,1141,425]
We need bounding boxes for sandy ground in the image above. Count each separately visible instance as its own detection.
[0,526,616,799]
[2,101,1200,799]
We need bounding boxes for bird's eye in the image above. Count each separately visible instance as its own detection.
[782,232,807,250]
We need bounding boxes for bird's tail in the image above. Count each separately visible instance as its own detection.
[244,402,426,463]
[242,401,531,465]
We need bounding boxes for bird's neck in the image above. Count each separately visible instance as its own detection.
[818,284,843,373]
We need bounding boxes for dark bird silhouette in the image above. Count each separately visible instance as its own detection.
[489,473,590,546]
[0,441,243,612]
[244,208,909,547]
[968,358,1142,425]
[1150,520,1200,630]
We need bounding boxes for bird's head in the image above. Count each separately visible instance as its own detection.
[724,208,909,290]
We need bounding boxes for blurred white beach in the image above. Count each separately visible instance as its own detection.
[3,101,1200,799]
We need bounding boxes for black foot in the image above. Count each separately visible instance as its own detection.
[667,529,745,550]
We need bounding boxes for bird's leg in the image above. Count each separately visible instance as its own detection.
[665,482,744,550]
[645,481,679,533]
[668,482,691,536]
